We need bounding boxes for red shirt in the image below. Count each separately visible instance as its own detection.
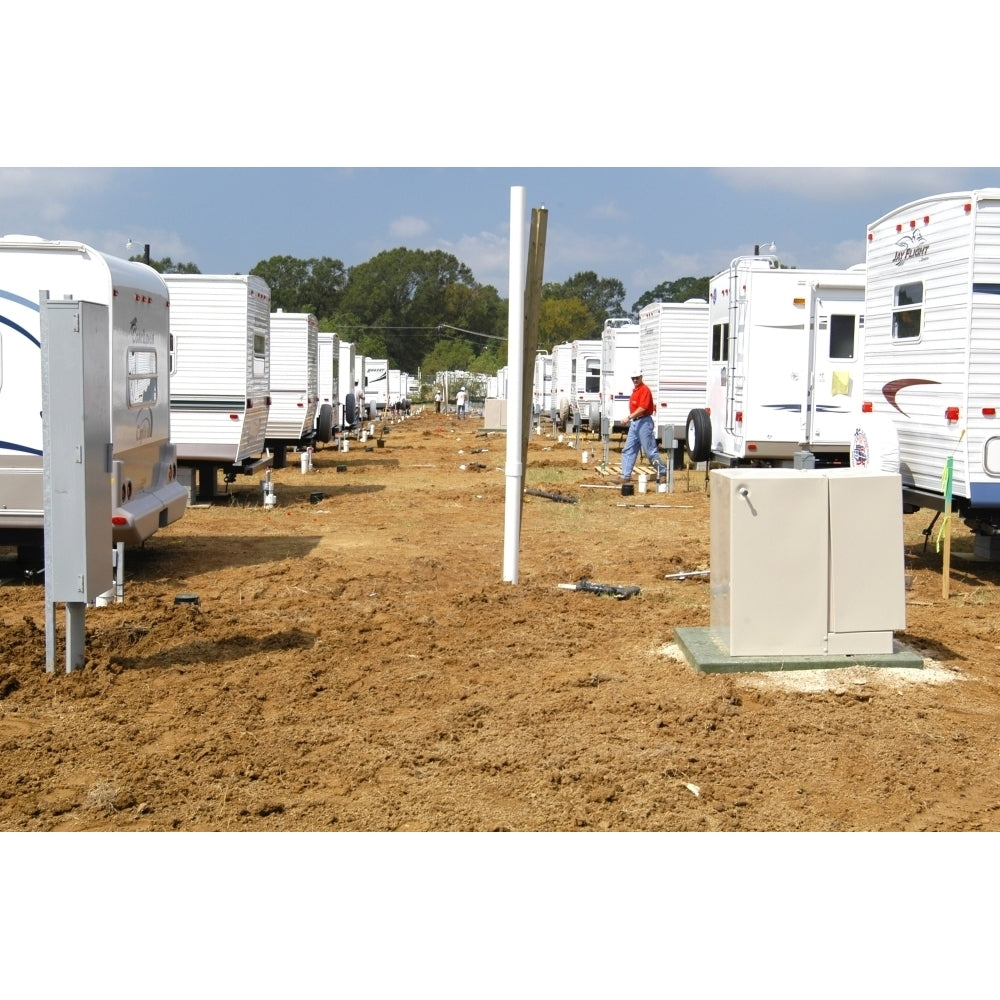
[629,381,654,418]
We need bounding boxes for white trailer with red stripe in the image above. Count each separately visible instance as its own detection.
[0,235,188,566]
[684,255,866,467]
[859,188,1000,554]
[637,300,709,460]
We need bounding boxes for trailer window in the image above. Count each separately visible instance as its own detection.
[712,322,729,362]
[585,358,600,394]
[829,314,856,359]
[892,282,922,340]
[127,348,157,406]
[168,334,176,375]
[253,333,266,377]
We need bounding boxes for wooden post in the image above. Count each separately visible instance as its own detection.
[942,455,953,599]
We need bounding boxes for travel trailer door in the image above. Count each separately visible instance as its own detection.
[804,282,865,452]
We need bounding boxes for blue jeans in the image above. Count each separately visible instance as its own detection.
[621,416,667,479]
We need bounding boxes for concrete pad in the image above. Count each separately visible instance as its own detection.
[674,627,925,675]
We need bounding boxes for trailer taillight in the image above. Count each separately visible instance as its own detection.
[735,411,743,423]
[946,407,960,422]
[111,516,128,526]
[984,408,996,417]
[862,401,873,413]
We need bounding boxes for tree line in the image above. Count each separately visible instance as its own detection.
[133,248,710,378]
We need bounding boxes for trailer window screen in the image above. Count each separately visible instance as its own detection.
[585,358,600,394]
[829,314,856,359]
[892,282,922,340]
[253,333,266,377]
[127,348,157,406]
[712,322,729,362]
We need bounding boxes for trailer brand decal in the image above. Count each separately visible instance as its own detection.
[892,231,929,266]
[129,317,154,344]
[882,378,939,416]
[136,408,153,442]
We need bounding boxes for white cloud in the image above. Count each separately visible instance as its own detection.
[439,231,510,293]
[0,168,116,228]
[389,215,431,240]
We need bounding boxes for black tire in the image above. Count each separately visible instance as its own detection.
[685,408,713,463]
[316,403,334,444]
[345,393,357,428]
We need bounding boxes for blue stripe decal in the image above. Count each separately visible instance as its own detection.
[972,283,1000,295]
[0,440,42,456]
[969,482,1000,506]
[0,312,40,348]
[0,288,41,312]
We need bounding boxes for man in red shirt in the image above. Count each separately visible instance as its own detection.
[621,370,668,483]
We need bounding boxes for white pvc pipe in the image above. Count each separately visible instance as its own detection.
[503,187,527,582]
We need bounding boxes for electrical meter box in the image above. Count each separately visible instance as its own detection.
[711,468,906,656]
[41,297,113,603]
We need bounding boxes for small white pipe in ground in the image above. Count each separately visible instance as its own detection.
[503,186,527,583]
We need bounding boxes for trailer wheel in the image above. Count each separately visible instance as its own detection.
[316,403,334,444]
[685,409,713,463]
[345,393,357,428]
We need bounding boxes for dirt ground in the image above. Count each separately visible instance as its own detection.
[1,406,999,833]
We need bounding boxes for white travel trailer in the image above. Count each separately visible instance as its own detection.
[600,318,640,435]
[571,338,603,430]
[338,340,357,427]
[316,331,340,443]
[684,255,866,467]
[550,342,573,427]
[0,235,188,563]
[163,273,272,500]
[531,350,553,420]
[364,358,389,414]
[265,310,318,465]
[638,300,709,457]
[861,188,1000,551]
[353,355,368,422]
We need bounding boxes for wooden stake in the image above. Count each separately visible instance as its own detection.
[942,455,953,599]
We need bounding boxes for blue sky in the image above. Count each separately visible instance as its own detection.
[3,167,998,312]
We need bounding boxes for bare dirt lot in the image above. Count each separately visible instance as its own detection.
[2,407,999,832]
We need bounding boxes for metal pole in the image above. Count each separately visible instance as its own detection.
[502,188,527,583]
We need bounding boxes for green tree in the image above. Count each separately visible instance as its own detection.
[250,255,346,316]
[543,270,627,334]
[631,276,710,315]
[537,298,594,351]
[131,255,201,274]
[338,247,502,374]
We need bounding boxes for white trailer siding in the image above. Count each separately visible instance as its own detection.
[532,351,552,416]
[638,300,709,446]
[318,332,340,416]
[571,339,602,426]
[338,340,355,424]
[365,358,388,411]
[601,320,640,433]
[864,190,1000,511]
[266,311,318,443]
[165,273,271,467]
[0,236,187,546]
[703,258,864,463]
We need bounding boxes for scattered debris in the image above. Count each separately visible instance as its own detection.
[664,569,710,580]
[685,783,701,798]
[558,579,640,599]
[525,489,579,504]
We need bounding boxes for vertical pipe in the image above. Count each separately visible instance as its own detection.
[502,188,527,582]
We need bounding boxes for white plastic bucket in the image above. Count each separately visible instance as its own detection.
[300,451,309,474]
[638,472,648,494]
[582,450,589,464]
